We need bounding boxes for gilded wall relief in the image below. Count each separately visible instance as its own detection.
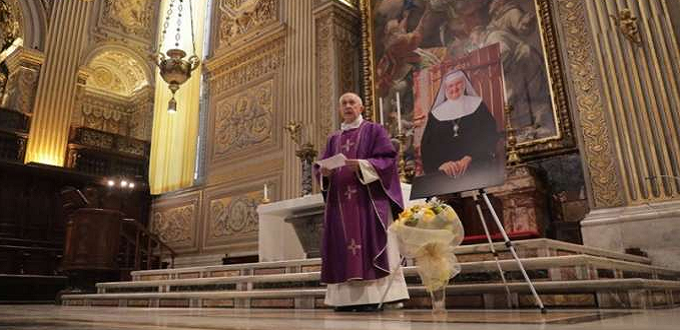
[150,191,201,253]
[151,203,196,246]
[208,32,285,93]
[86,50,148,96]
[80,91,132,136]
[216,0,279,51]
[6,67,39,114]
[554,0,624,208]
[202,181,277,252]
[101,0,154,39]
[212,79,274,160]
[209,194,260,238]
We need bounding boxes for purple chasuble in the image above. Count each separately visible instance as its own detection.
[314,121,404,284]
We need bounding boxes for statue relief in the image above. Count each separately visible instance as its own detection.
[0,0,21,52]
[103,0,153,38]
[218,0,278,48]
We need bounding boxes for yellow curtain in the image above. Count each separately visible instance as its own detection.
[149,0,206,194]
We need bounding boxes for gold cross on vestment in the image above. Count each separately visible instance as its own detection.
[347,239,361,256]
[344,186,357,200]
[341,139,355,152]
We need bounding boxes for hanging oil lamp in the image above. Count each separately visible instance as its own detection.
[153,0,200,113]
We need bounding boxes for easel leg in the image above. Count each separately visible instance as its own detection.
[377,256,405,310]
[472,194,513,308]
[479,189,546,313]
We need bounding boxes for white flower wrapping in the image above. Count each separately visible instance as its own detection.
[389,199,465,292]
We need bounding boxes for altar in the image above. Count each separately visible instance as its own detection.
[257,184,419,262]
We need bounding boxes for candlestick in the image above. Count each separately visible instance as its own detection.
[262,183,270,203]
[395,133,413,183]
[379,97,384,126]
[396,92,402,133]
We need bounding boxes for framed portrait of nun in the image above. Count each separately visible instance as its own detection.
[359,0,574,164]
[410,45,506,198]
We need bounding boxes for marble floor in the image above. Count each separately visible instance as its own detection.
[0,305,678,330]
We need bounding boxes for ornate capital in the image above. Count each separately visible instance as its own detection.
[3,47,45,72]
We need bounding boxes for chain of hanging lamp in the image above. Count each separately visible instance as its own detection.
[154,0,200,113]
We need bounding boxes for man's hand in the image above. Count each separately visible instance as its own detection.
[320,167,333,176]
[345,159,361,172]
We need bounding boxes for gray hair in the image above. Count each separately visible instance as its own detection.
[338,92,363,106]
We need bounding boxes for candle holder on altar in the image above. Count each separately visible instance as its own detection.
[295,142,318,196]
[285,121,318,196]
[261,183,271,204]
[395,133,414,183]
[505,105,522,166]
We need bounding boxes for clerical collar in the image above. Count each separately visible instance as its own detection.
[341,115,364,131]
[431,95,483,121]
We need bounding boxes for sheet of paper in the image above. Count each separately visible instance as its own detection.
[316,153,347,170]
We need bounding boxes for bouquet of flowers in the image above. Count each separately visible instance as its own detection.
[389,198,465,295]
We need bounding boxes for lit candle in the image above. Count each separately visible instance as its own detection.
[379,97,384,126]
[263,183,269,200]
[396,92,402,133]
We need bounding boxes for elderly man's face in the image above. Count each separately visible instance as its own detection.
[444,77,466,101]
[339,94,364,124]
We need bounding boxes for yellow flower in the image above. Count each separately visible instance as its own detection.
[399,209,413,220]
[422,209,436,222]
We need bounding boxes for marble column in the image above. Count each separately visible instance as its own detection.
[553,0,680,268]
[24,0,93,166]
[2,47,44,114]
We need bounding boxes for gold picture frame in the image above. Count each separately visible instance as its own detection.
[359,0,575,159]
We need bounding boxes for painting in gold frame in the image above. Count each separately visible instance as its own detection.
[359,0,575,159]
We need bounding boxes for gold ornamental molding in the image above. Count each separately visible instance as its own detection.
[3,46,44,71]
[314,0,360,140]
[555,0,625,208]
[610,9,642,46]
[205,22,286,74]
[204,26,286,96]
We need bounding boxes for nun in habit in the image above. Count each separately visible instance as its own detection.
[420,70,501,181]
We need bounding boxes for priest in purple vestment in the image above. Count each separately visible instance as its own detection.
[314,92,410,312]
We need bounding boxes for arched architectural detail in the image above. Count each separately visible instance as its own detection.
[80,42,154,87]
[15,0,48,51]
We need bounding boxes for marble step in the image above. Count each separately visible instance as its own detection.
[97,255,680,294]
[62,278,680,309]
[131,239,652,281]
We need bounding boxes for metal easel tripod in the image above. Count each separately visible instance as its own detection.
[474,188,546,313]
